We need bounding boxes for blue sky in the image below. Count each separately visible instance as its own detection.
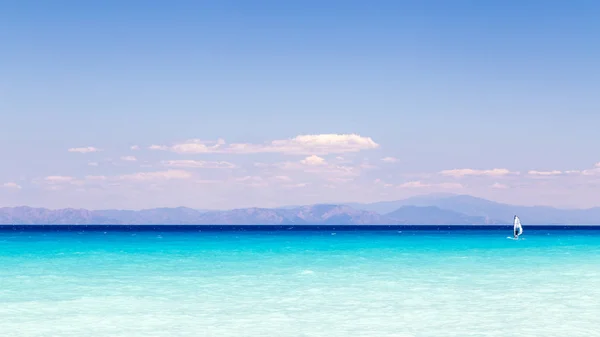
[2,0,600,209]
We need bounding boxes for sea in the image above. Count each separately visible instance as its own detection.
[1,225,599,337]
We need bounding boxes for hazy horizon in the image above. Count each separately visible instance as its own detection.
[3,193,600,212]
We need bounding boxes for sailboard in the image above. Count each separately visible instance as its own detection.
[511,215,523,239]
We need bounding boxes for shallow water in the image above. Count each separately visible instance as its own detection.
[1,228,599,336]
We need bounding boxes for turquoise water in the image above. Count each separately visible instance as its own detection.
[1,228,599,337]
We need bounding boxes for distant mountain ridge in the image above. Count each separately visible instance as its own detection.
[348,194,600,224]
[0,204,392,225]
[385,205,495,225]
[2,194,600,224]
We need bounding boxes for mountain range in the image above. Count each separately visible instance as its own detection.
[1,194,599,225]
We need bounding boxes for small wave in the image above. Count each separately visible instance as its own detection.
[300,270,314,275]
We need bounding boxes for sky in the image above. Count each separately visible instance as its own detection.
[2,0,600,210]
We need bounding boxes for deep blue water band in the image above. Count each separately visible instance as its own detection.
[2,224,600,231]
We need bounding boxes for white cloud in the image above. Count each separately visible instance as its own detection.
[528,170,562,176]
[130,145,140,150]
[42,175,85,188]
[398,181,463,189]
[235,176,263,182]
[68,147,100,154]
[398,181,430,188]
[195,179,221,184]
[149,139,224,153]
[121,156,137,162]
[373,179,393,188]
[580,163,600,176]
[2,182,22,189]
[360,162,378,170]
[300,155,326,166]
[161,160,236,169]
[45,176,75,183]
[149,145,169,151]
[491,182,508,189]
[118,170,192,181]
[273,175,292,181]
[277,160,359,177]
[151,134,379,155]
[171,139,226,154]
[582,169,600,176]
[88,162,99,167]
[235,176,267,187]
[85,175,108,181]
[381,156,399,163]
[262,156,365,177]
[440,168,517,177]
[328,177,354,183]
[257,134,379,155]
[283,183,309,188]
[40,170,194,189]
[557,163,600,176]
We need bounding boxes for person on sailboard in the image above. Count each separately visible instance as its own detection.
[513,215,521,239]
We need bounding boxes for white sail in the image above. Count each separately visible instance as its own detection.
[513,215,523,236]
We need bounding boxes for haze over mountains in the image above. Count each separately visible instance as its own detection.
[2,194,600,225]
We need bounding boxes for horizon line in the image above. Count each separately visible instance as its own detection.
[3,224,600,230]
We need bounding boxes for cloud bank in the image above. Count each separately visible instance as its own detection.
[2,182,22,189]
[440,168,517,177]
[149,134,379,155]
[68,147,100,154]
